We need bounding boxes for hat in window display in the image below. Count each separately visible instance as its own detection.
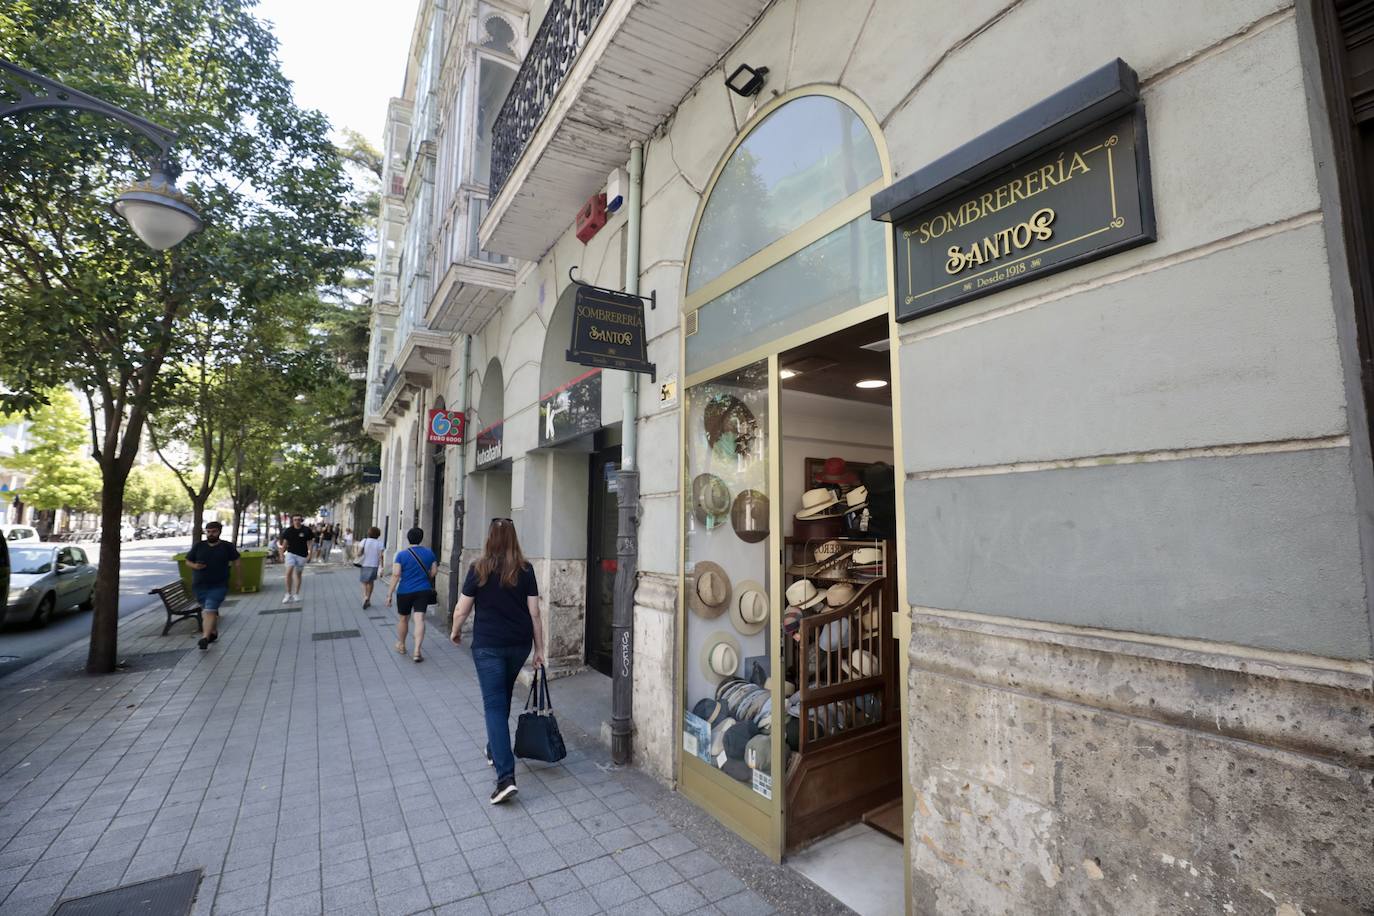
[794,487,843,519]
[709,717,737,758]
[689,561,732,618]
[787,539,854,576]
[745,733,772,770]
[841,648,880,679]
[816,617,852,653]
[730,489,769,543]
[703,393,759,459]
[692,473,732,529]
[784,579,826,610]
[730,581,768,635]
[816,457,861,486]
[700,631,742,683]
[859,606,882,635]
[845,485,869,510]
[782,606,802,636]
[824,582,856,608]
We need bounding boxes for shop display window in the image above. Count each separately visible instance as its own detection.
[682,360,776,800]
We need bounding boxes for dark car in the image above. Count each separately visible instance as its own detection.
[6,544,97,627]
[0,536,9,627]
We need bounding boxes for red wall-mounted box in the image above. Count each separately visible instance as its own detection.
[576,193,607,243]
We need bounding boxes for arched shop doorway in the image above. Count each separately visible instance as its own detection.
[538,285,622,676]
[468,358,511,564]
[677,87,908,908]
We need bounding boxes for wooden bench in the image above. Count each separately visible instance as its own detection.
[149,581,203,636]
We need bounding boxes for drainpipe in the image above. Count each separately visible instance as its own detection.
[448,334,472,626]
[611,140,643,766]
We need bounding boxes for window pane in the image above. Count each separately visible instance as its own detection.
[683,361,777,799]
[687,96,881,294]
[686,217,886,376]
[475,59,517,187]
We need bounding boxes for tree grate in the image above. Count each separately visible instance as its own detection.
[311,630,361,641]
[55,648,193,678]
[51,868,201,915]
[258,608,302,615]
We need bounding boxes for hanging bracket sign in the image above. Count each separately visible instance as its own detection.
[426,408,466,445]
[566,283,656,381]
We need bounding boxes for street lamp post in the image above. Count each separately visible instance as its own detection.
[0,58,203,249]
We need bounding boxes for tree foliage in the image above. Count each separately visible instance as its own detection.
[2,389,101,513]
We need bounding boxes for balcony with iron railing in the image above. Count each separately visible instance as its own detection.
[479,0,771,261]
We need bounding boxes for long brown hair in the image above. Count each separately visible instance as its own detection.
[475,519,527,588]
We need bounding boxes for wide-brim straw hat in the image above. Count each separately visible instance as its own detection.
[731,490,769,543]
[850,546,883,566]
[824,582,856,608]
[730,580,768,635]
[784,579,825,610]
[787,539,855,576]
[795,487,842,519]
[700,631,742,684]
[692,473,732,528]
[841,648,880,679]
[845,485,869,509]
[689,561,732,618]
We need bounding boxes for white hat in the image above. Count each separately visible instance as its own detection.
[784,579,825,610]
[689,561,732,618]
[845,485,869,509]
[730,581,768,635]
[824,582,856,608]
[816,617,852,653]
[841,648,880,679]
[794,487,842,519]
[850,546,883,566]
[700,632,742,683]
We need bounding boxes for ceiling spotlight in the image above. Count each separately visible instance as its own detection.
[725,63,769,98]
[779,368,798,380]
[855,379,888,389]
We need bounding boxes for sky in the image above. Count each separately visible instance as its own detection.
[252,0,419,149]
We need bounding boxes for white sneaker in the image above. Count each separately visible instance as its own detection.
[282,594,292,604]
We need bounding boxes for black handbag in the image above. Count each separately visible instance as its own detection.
[514,666,567,763]
[405,547,439,605]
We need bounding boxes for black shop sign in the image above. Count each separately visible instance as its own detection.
[872,61,1157,322]
[566,285,656,380]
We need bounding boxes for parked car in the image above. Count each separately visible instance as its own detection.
[158,522,179,537]
[5,544,97,627]
[0,537,9,627]
[134,525,156,540]
[0,524,41,544]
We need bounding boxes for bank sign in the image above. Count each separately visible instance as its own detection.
[894,108,1155,321]
[475,422,503,469]
[566,285,656,380]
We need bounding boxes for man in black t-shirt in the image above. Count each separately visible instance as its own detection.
[185,521,239,650]
[278,515,311,603]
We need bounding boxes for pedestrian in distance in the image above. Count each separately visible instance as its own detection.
[385,526,437,662]
[450,517,546,805]
[309,523,323,562]
[278,515,311,602]
[357,526,384,609]
[184,520,239,651]
[342,527,355,559]
[321,523,335,562]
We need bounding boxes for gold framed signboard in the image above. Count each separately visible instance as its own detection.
[894,106,1155,321]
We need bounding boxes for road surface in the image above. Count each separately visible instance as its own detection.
[0,537,192,680]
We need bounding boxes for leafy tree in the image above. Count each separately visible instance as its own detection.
[0,1,362,671]
[2,389,101,525]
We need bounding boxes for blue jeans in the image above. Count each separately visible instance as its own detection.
[471,644,532,780]
[194,584,229,611]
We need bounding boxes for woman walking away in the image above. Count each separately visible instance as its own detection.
[321,523,336,562]
[450,518,545,805]
[386,527,437,662]
[358,526,384,609]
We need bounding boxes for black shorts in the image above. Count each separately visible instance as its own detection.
[396,591,430,616]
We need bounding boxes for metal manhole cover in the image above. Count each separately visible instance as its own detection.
[258,608,302,615]
[311,630,360,641]
[367,615,385,620]
[52,867,201,915]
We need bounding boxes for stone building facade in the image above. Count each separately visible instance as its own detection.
[365,1,1374,912]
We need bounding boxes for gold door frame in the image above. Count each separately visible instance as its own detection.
[673,85,914,886]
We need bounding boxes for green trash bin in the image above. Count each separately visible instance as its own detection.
[172,552,193,592]
[236,550,267,593]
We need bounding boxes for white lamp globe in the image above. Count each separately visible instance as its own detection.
[112,168,202,250]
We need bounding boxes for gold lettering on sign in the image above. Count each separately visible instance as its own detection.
[588,325,634,346]
[945,208,1056,274]
[916,151,1092,244]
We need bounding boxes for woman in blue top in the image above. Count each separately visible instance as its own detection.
[450,518,545,804]
[385,526,437,662]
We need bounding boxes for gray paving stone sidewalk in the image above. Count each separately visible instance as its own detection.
[0,559,847,916]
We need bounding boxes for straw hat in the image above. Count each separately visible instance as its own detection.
[859,606,882,635]
[700,632,742,683]
[794,487,842,519]
[841,648,880,679]
[730,490,769,544]
[689,561,732,618]
[692,474,732,528]
[850,546,883,566]
[784,579,825,610]
[824,582,856,608]
[787,539,854,576]
[730,581,768,635]
[845,485,869,509]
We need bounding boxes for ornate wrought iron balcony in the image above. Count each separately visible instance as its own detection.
[488,0,608,200]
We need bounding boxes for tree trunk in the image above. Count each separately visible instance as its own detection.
[87,470,127,674]
[190,496,206,546]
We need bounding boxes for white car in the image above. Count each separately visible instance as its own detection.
[0,524,41,543]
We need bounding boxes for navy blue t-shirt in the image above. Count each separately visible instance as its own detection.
[394,546,437,594]
[186,539,240,587]
[461,562,538,648]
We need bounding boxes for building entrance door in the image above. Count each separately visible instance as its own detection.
[585,443,621,676]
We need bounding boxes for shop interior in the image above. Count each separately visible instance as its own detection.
[683,315,903,915]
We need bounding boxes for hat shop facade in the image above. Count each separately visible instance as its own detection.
[364,1,1374,912]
